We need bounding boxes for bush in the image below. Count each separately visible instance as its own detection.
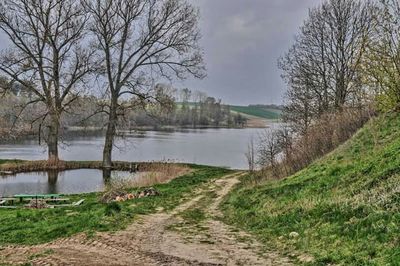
[258,107,375,179]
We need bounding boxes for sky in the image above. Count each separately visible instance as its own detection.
[181,0,321,105]
[0,0,321,106]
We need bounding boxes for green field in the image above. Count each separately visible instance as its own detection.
[222,113,400,265]
[230,105,282,119]
[176,103,282,120]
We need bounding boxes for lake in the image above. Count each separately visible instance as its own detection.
[0,170,133,196]
[0,127,277,195]
[0,127,275,169]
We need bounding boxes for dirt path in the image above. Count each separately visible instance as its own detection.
[0,172,291,266]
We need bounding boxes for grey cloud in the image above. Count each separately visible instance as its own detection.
[182,0,323,105]
[0,0,323,105]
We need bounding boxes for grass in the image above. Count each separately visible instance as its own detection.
[0,164,232,246]
[230,105,281,119]
[180,208,207,224]
[222,112,400,265]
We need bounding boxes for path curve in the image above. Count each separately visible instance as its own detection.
[0,172,291,266]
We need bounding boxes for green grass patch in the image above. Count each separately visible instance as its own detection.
[230,105,281,119]
[180,208,206,223]
[0,165,232,246]
[222,113,400,265]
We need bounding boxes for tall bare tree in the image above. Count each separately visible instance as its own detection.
[85,0,205,168]
[0,0,92,161]
[279,0,375,135]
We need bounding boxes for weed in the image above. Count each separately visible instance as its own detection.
[104,202,122,216]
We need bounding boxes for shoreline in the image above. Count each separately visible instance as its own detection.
[0,120,278,143]
[0,160,199,175]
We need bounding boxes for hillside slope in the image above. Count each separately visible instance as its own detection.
[222,113,400,265]
[230,105,281,119]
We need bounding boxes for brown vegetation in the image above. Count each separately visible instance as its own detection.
[0,160,190,175]
[100,163,191,203]
[133,163,192,187]
[257,107,375,179]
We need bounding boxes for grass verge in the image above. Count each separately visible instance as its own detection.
[221,113,400,265]
[0,164,232,246]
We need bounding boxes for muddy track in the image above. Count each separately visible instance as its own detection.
[0,172,291,266]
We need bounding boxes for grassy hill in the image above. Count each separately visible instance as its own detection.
[230,105,282,119]
[176,103,282,120]
[222,113,400,265]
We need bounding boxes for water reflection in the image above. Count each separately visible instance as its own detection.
[47,170,58,194]
[0,169,133,196]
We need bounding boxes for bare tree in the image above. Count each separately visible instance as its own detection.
[245,137,256,172]
[365,0,400,111]
[257,130,282,176]
[0,0,92,162]
[85,0,205,168]
[279,0,375,136]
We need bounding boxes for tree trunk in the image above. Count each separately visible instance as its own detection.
[103,102,118,169]
[48,115,60,162]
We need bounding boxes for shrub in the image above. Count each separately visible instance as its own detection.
[258,107,375,179]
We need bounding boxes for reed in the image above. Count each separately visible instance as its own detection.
[0,160,190,175]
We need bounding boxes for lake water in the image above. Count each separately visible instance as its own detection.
[0,128,273,169]
[0,170,133,196]
[0,127,276,195]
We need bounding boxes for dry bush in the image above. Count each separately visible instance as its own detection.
[130,162,191,188]
[283,108,374,175]
[101,178,133,203]
[100,162,191,203]
[258,107,375,179]
[257,130,282,176]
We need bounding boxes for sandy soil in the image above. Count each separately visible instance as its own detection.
[0,172,291,266]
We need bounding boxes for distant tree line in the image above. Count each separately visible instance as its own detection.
[131,87,247,128]
[254,0,400,177]
[0,80,248,141]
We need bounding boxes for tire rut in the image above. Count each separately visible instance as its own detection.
[0,172,291,266]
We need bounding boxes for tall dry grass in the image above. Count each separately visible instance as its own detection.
[257,107,375,180]
[130,162,191,187]
[100,162,191,203]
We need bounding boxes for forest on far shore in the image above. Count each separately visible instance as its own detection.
[0,81,279,140]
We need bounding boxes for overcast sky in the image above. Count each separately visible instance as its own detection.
[181,0,321,105]
[0,0,322,105]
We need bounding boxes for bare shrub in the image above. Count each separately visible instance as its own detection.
[257,107,375,179]
[281,108,375,176]
[100,163,191,203]
[136,162,191,187]
[245,137,256,172]
[257,130,282,177]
